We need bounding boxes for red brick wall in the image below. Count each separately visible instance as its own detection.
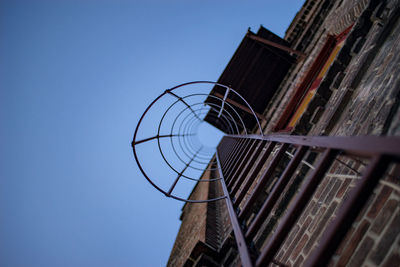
[268,157,400,267]
[330,180,400,266]
[311,0,400,136]
[259,1,400,264]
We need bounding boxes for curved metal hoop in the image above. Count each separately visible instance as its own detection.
[131,81,263,202]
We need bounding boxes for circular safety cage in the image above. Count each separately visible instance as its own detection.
[131,81,262,202]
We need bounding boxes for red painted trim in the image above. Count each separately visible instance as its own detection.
[335,24,353,42]
[273,25,353,132]
[273,35,336,131]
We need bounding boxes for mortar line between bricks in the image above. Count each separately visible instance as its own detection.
[325,173,361,179]
[367,231,380,241]
[323,174,400,193]
[369,206,400,257]
[286,153,400,193]
[305,229,312,236]
[379,180,400,193]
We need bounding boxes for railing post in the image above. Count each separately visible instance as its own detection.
[239,143,289,219]
[234,141,276,206]
[216,150,253,267]
[227,139,259,188]
[304,155,390,267]
[255,149,338,267]
[246,145,308,240]
[225,139,253,183]
[222,138,245,174]
[230,140,266,195]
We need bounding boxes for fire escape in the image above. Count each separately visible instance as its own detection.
[131,22,400,267]
[131,80,400,267]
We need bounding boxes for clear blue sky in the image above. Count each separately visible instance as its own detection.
[0,1,304,266]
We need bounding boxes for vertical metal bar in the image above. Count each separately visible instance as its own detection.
[255,149,338,267]
[226,139,256,185]
[223,137,238,162]
[246,146,308,240]
[303,155,390,267]
[217,86,230,118]
[234,141,276,206]
[166,147,201,196]
[222,138,244,173]
[212,92,266,121]
[220,138,238,170]
[226,138,253,178]
[225,139,251,178]
[218,137,233,163]
[222,139,242,175]
[216,151,253,267]
[239,143,289,219]
[247,33,306,57]
[230,140,265,193]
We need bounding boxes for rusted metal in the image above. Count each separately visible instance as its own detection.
[218,138,232,163]
[221,137,238,164]
[166,148,202,196]
[226,139,253,183]
[165,90,202,121]
[230,141,266,194]
[216,151,253,267]
[216,134,400,266]
[174,105,231,166]
[303,155,390,267]
[132,81,262,202]
[239,143,290,219]
[234,141,276,206]
[213,92,266,121]
[228,140,260,190]
[205,27,295,133]
[133,80,400,265]
[245,145,308,240]
[222,138,244,174]
[227,134,400,159]
[247,33,306,58]
[224,138,247,175]
[159,93,245,167]
[255,149,338,266]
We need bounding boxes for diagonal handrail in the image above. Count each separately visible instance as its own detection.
[216,134,400,267]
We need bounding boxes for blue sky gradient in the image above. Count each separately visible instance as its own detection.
[1,1,304,266]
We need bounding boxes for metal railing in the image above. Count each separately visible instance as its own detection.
[131,81,263,203]
[131,81,400,266]
[216,134,400,267]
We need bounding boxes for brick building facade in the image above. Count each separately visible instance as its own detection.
[167,0,400,266]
